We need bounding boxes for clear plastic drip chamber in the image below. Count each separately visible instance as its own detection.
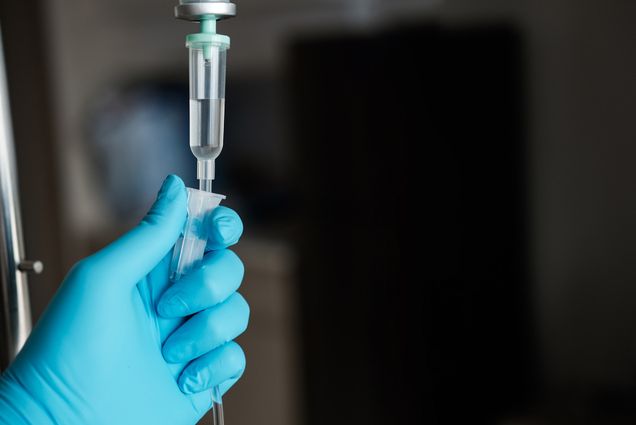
[188,33,229,182]
[170,188,226,281]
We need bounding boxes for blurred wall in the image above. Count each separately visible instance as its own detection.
[443,0,636,394]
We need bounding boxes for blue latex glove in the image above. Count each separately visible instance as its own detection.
[0,175,249,425]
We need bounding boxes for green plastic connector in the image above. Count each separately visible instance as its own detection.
[186,16,230,60]
[201,18,216,34]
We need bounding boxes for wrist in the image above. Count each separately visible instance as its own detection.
[0,374,55,425]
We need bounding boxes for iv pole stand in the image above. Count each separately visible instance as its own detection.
[0,24,42,369]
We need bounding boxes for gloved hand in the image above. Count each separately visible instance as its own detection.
[0,175,249,425]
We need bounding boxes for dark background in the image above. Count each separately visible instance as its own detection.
[3,1,636,424]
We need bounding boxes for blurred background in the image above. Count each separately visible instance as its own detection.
[3,0,636,424]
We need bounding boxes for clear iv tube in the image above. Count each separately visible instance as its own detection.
[207,190,224,425]
[199,179,213,192]
[212,386,224,425]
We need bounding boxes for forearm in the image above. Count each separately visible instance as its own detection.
[0,376,54,425]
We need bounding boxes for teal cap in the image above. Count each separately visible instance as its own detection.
[186,33,230,49]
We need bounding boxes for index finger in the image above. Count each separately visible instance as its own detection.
[206,206,243,251]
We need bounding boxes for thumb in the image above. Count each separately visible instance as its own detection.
[85,175,187,291]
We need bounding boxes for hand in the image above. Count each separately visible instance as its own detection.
[0,175,249,425]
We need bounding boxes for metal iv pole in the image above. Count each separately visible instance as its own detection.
[0,25,42,368]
